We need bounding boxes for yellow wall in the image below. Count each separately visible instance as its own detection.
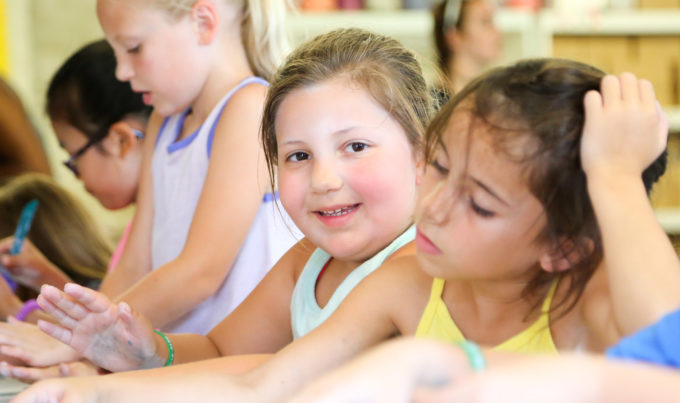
[0,1,9,77]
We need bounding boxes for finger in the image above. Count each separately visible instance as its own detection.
[0,345,34,364]
[655,101,670,147]
[600,75,622,106]
[583,90,603,116]
[64,283,113,314]
[0,237,13,254]
[8,365,59,384]
[36,295,79,330]
[618,72,639,104]
[37,320,73,347]
[638,79,656,107]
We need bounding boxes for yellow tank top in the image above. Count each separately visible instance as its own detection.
[415,278,559,354]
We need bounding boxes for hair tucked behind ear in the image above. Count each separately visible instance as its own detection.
[425,58,667,316]
[0,174,112,287]
[261,28,433,191]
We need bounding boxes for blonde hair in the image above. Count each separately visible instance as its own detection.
[151,0,290,79]
[262,28,433,189]
[0,174,112,286]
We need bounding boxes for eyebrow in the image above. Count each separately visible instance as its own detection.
[470,176,510,207]
[279,126,361,147]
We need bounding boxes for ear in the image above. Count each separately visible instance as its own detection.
[538,238,594,273]
[105,121,143,158]
[191,0,220,45]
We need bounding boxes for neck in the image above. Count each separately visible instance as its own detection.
[186,33,253,125]
[447,53,485,94]
[446,271,549,324]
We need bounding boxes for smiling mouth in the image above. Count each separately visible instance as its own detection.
[316,204,360,217]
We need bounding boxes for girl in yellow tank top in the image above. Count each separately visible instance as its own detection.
[11,60,676,403]
[416,278,559,354]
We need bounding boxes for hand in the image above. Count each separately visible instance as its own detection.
[0,317,80,367]
[0,237,69,292]
[581,73,668,180]
[412,355,603,403]
[10,376,104,403]
[36,284,159,372]
[0,360,99,384]
[0,273,23,320]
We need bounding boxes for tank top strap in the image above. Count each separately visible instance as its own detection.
[429,278,446,302]
[206,76,269,157]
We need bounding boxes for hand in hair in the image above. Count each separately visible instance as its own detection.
[0,237,71,292]
[0,317,80,368]
[0,359,98,384]
[581,73,680,332]
[581,73,668,180]
[36,284,159,372]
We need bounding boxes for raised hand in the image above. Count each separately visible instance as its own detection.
[0,317,80,367]
[0,237,70,292]
[581,73,668,179]
[36,284,161,372]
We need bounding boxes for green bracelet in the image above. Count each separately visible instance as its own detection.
[153,329,174,367]
[458,340,486,372]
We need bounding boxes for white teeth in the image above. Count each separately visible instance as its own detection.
[319,206,356,217]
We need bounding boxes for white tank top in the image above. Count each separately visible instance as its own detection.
[151,77,300,334]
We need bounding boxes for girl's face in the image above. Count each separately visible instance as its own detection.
[457,0,502,65]
[415,110,548,282]
[276,78,419,263]
[53,121,140,210]
[97,0,210,116]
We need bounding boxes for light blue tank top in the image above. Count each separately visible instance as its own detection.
[151,77,301,335]
[290,226,416,339]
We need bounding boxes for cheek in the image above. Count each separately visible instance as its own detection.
[277,171,305,217]
[348,158,415,208]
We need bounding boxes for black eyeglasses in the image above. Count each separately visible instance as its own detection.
[63,129,144,176]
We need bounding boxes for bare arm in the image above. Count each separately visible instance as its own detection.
[159,239,310,365]
[108,85,269,328]
[97,112,161,297]
[581,74,680,338]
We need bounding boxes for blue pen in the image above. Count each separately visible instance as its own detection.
[1,199,39,291]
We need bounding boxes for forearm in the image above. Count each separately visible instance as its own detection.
[112,257,224,329]
[154,333,224,367]
[588,170,680,333]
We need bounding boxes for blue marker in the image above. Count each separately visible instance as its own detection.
[1,199,39,291]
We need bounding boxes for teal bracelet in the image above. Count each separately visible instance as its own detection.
[153,329,174,367]
[458,340,486,372]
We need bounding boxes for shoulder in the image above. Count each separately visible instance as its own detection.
[276,238,317,281]
[215,81,268,129]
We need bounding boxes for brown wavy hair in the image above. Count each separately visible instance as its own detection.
[261,28,433,191]
[0,174,112,290]
[425,58,667,315]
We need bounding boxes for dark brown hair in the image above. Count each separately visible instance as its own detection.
[425,58,667,314]
[261,28,433,190]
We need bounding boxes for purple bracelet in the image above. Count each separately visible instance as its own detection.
[15,299,41,321]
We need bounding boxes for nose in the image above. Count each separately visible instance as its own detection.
[418,180,458,225]
[310,157,343,194]
[115,56,134,82]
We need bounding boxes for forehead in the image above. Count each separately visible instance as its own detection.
[440,108,534,200]
[275,78,392,136]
